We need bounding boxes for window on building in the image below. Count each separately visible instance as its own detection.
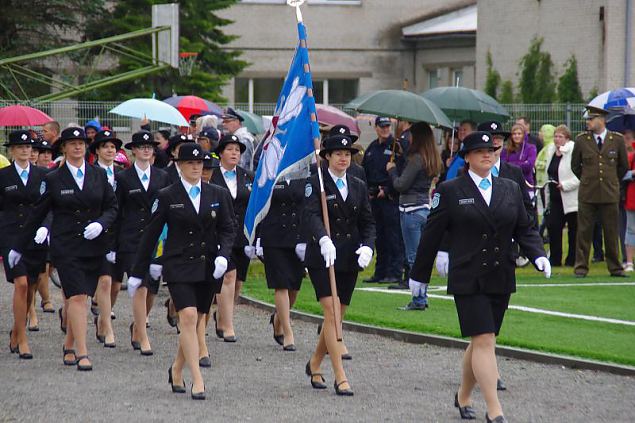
[241,0,361,4]
[328,79,358,104]
[313,80,324,104]
[235,78,249,103]
[452,69,464,87]
[428,69,440,89]
[235,77,358,106]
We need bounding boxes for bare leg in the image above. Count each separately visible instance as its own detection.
[27,283,38,329]
[37,266,54,311]
[11,276,31,353]
[132,287,151,351]
[457,342,476,405]
[67,294,90,367]
[470,333,503,418]
[146,292,156,315]
[217,270,237,337]
[233,280,243,304]
[171,341,186,387]
[177,307,204,393]
[96,275,115,344]
[274,289,294,346]
[197,313,209,359]
[311,297,349,390]
[110,281,122,309]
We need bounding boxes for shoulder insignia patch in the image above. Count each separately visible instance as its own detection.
[39,181,46,195]
[305,182,312,198]
[431,192,440,209]
[151,198,159,214]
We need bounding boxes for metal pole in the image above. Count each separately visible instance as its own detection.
[566,103,571,129]
[625,0,633,86]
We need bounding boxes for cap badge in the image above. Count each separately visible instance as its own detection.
[193,149,200,157]
[341,139,348,146]
[143,134,150,140]
[21,134,28,140]
[339,128,346,134]
[490,123,497,130]
[482,135,490,142]
[73,130,80,136]
[104,131,110,136]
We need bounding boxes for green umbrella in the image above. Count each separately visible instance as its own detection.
[344,90,453,128]
[421,86,510,123]
[236,110,265,135]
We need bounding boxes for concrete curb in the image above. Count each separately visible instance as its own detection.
[240,295,635,377]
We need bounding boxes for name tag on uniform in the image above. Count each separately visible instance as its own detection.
[383,149,392,155]
[61,189,74,195]
[210,202,219,208]
[129,188,142,194]
[273,184,285,190]
[326,194,336,201]
[170,204,184,209]
[4,185,18,192]
[459,198,475,205]
[608,149,617,158]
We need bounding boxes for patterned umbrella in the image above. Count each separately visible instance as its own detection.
[0,105,52,126]
[315,104,360,135]
[589,88,635,110]
[163,95,223,121]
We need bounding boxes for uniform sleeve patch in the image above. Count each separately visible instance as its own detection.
[305,182,312,198]
[151,199,159,214]
[39,181,47,195]
[431,192,440,209]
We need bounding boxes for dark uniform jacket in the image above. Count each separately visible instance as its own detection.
[310,160,367,184]
[361,136,405,199]
[17,163,118,258]
[303,172,375,271]
[114,165,169,253]
[131,181,236,283]
[571,130,628,204]
[258,178,307,248]
[210,166,253,248]
[0,164,50,252]
[166,164,180,184]
[499,161,535,222]
[410,174,544,295]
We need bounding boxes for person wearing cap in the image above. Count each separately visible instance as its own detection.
[303,133,375,396]
[111,130,169,355]
[197,128,220,153]
[571,106,629,277]
[445,120,477,181]
[127,142,236,400]
[84,119,102,143]
[9,127,118,371]
[409,131,549,423]
[166,134,190,184]
[210,134,254,343]
[0,130,51,359]
[221,107,255,171]
[35,139,54,168]
[360,116,405,284]
[201,152,219,184]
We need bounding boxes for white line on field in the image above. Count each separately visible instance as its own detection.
[356,287,635,327]
[427,282,635,290]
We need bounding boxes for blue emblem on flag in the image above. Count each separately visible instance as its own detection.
[244,20,320,244]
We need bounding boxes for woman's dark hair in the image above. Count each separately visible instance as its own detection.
[409,122,443,177]
[156,130,170,141]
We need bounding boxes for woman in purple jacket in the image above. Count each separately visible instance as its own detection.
[501,123,537,196]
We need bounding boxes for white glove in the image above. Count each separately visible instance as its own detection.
[534,256,551,279]
[435,251,449,277]
[244,245,257,259]
[319,236,336,268]
[356,245,373,269]
[213,256,228,279]
[255,238,264,258]
[34,227,49,244]
[295,243,307,261]
[7,250,22,268]
[149,264,162,280]
[409,278,424,297]
[106,251,116,264]
[127,276,142,298]
[83,222,103,240]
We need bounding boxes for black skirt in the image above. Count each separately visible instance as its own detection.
[228,247,250,282]
[1,249,47,285]
[453,293,511,337]
[113,252,160,295]
[167,280,221,313]
[263,247,304,291]
[53,255,107,299]
[307,267,358,306]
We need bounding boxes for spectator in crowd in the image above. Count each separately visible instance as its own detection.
[542,125,579,267]
[571,106,629,277]
[153,130,171,168]
[42,121,60,146]
[618,129,635,265]
[444,120,476,180]
[84,119,102,143]
[623,129,635,272]
[196,128,220,153]
[501,123,537,194]
[35,140,54,168]
[535,124,555,239]
[221,108,255,171]
[516,116,543,153]
[386,122,442,304]
[196,115,219,136]
[440,128,460,182]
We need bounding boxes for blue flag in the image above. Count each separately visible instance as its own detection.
[244,21,320,245]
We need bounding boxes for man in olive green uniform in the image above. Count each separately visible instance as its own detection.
[571,106,629,277]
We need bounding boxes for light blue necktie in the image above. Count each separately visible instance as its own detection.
[491,166,499,177]
[336,178,345,190]
[77,169,84,178]
[20,169,28,181]
[479,178,491,190]
[142,174,149,182]
[225,170,236,180]
[189,186,200,199]
[107,167,113,176]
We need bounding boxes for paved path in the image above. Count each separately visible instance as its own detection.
[1,275,633,422]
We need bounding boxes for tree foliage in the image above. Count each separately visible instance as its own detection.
[484,50,501,100]
[557,56,584,103]
[518,37,556,103]
[499,80,515,104]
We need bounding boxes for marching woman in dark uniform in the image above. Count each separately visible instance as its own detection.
[409,132,551,423]
[166,134,189,184]
[303,134,375,396]
[113,131,169,355]
[9,127,118,371]
[127,142,235,399]
[90,129,123,348]
[257,172,307,350]
[0,130,49,359]
[210,134,253,342]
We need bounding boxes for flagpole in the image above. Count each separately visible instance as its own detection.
[292,1,343,342]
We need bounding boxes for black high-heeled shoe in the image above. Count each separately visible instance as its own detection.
[305,360,326,389]
[95,316,105,343]
[213,312,223,339]
[283,344,296,351]
[270,313,284,346]
[9,330,18,354]
[486,413,507,423]
[130,323,140,350]
[168,366,186,393]
[164,299,177,328]
[455,392,476,420]
[191,384,206,400]
[334,380,354,396]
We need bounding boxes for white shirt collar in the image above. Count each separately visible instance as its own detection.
[66,161,86,178]
[327,168,347,186]
[468,169,492,189]
[595,128,608,143]
[134,162,151,179]
[14,161,30,175]
[221,165,237,175]
[181,177,202,194]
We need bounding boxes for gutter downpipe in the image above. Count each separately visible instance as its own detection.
[626,0,633,86]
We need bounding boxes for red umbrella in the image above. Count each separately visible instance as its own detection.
[315,104,360,135]
[162,95,223,121]
[0,105,53,126]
